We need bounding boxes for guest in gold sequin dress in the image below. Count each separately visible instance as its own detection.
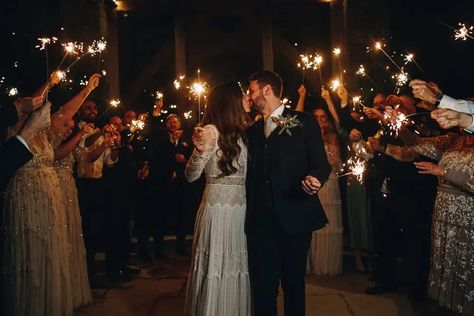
[54,119,93,308]
[389,128,474,314]
[1,74,100,316]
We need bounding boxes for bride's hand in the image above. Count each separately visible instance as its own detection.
[192,127,206,154]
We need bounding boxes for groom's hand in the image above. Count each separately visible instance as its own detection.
[301,175,321,195]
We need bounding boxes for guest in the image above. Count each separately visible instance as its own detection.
[54,119,94,307]
[75,100,120,287]
[1,73,100,316]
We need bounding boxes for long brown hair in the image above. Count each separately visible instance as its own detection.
[202,81,248,177]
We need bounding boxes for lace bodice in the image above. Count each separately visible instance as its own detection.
[185,124,247,207]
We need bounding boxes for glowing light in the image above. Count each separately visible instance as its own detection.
[384,105,409,136]
[404,53,414,64]
[330,79,341,91]
[189,81,208,99]
[454,23,474,41]
[184,110,193,120]
[338,157,366,183]
[332,48,341,56]
[87,38,107,56]
[109,99,121,108]
[356,65,366,76]
[55,70,67,81]
[7,87,19,96]
[62,42,83,55]
[36,37,58,50]
[155,91,164,100]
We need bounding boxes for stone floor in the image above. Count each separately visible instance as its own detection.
[75,244,451,316]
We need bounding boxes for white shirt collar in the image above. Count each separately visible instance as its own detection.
[268,104,285,119]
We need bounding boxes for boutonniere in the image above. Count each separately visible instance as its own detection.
[275,114,304,136]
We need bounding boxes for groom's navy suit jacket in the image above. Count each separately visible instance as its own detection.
[245,108,331,233]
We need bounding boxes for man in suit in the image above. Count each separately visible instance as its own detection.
[246,70,331,315]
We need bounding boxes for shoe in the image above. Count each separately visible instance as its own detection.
[365,284,397,295]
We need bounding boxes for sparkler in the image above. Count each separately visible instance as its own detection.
[330,79,341,91]
[174,75,185,90]
[154,91,164,100]
[384,105,409,136]
[184,110,193,120]
[36,37,58,97]
[189,69,208,124]
[454,23,474,41]
[402,52,423,72]
[109,99,121,108]
[338,157,366,183]
[130,119,145,132]
[355,64,382,91]
[333,47,343,85]
[282,97,292,108]
[392,69,409,94]
[7,87,19,97]
[297,53,322,83]
[374,41,403,72]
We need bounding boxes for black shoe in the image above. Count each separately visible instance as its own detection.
[365,284,397,295]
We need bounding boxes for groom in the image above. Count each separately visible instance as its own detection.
[246,70,330,315]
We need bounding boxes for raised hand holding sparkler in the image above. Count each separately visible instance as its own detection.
[431,108,474,130]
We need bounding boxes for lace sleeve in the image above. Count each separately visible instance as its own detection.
[185,124,218,182]
[409,134,455,162]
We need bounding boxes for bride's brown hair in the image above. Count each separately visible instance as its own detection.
[202,81,248,177]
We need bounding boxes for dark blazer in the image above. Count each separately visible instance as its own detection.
[246,108,331,233]
[1,137,33,186]
[0,102,19,131]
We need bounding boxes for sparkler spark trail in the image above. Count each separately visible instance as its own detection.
[130,119,145,131]
[174,75,185,90]
[355,64,383,91]
[7,87,19,97]
[154,91,164,100]
[392,69,409,93]
[333,47,343,84]
[454,23,474,41]
[184,110,193,120]
[109,99,121,108]
[330,79,341,91]
[374,41,403,72]
[35,37,58,50]
[437,21,474,41]
[338,157,366,183]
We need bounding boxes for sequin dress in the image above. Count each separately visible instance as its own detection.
[411,134,474,314]
[183,124,250,316]
[54,151,92,308]
[1,131,73,316]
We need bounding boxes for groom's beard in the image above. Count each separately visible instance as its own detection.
[252,95,266,113]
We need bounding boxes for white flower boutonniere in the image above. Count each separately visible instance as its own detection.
[275,114,304,136]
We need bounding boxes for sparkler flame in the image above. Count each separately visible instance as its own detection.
[384,105,409,136]
[189,81,208,99]
[62,42,83,55]
[454,23,474,41]
[404,53,414,64]
[356,65,366,76]
[130,119,145,131]
[330,79,341,91]
[88,38,107,56]
[109,99,121,108]
[36,37,58,50]
[7,87,19,96]
[155,91,164,100]
[332,48,341,56]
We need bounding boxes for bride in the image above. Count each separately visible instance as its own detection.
[184,81,251,316]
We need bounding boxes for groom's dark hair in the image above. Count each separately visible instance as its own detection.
[249,70,283,98]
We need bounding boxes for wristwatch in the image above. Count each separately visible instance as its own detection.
[433,93,444,107]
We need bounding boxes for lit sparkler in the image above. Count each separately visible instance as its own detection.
[392,69,409,93]
[174,75,185,90]
[384,105,409,136]
[7,87,19,97]
[355,64,382,91]
[338,157,366,183]
[130,119,145,131]
[109,99,121,108]
[454,23,474,41]
[330,79,341,91]
[374,41,403,72]
[184,110,193,120]
[154,91,164,100]
[333,47,343,84]
[35,37,58,50]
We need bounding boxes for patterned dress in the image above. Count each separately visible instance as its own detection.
[1,131,73,316]
[411,133,474,314]
[54,151,92,308]
[184,124,250,316]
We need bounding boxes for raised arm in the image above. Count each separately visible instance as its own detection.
[51,74,101,133]
[185,124,218,182]
[54,124,92,160]
[295,84,306,112]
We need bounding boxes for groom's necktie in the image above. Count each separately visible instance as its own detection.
[264,116,276,138]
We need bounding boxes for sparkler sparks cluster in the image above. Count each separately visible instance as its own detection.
[7,87,19,97]
[454,23,474,41]
[87,38,107,56]
[297,53,323,70]
[109,99,121,108]
[383,106,409,136]
[36,37,58,50]
[339,157,366,183]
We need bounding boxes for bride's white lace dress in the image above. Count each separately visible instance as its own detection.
[183,124,251,316]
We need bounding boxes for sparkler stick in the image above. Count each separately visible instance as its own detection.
[355,64,383,92]
[374,41,403,72]
[338,157,366,183]
[333,48,343,85]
